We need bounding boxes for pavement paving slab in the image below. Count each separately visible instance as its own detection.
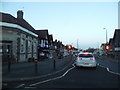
[2,56,75,82]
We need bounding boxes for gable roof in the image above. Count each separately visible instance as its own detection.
[109,38,114,45]
[48,35,53,41]
[36,30,49,39]
[113,29,120,40]
[48,34,53,44]
[0,11,37,35]
[17,18,37,34]
[0,12,16,24]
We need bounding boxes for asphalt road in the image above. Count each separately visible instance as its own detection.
[2,55,120,89]
[35,66,119,88]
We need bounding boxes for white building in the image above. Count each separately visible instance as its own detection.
[0,10,38,63]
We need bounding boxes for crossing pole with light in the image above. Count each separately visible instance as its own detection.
[67,45,72,50]
[66,45,73,60]
[105,44,110,51]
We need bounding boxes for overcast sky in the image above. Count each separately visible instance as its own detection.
[0,0,119,49]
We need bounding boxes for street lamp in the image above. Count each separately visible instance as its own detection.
[77,39,79,50]
[103,28,108,44]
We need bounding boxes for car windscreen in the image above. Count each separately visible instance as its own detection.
[79,54,93,58]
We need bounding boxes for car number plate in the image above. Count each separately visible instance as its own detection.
[83,63,89,65]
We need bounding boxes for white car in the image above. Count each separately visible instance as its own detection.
[75,52,97,68]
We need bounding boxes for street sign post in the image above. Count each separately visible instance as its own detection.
[34,59,38,74]
[52,51,57,71]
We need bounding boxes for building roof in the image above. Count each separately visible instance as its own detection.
[0,12,16,24]
[0,11,37,35]
[17,18,36,34]
[109,38,113,44]
[36,30,49,39]
[48,34,53,44]
[113,29,120,47]
[48,35,53,41]
[113,29,120,39]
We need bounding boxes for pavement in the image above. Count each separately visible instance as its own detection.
[2,55,75,83]
[95,54,120,74]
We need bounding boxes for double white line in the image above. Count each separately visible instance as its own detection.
[29,64,75,87]
[16,63,119,88]
[29,63,120,87]
[15,62,75,88]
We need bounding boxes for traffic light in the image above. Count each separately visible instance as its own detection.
[105,44,110,50]
[67,45,72,50]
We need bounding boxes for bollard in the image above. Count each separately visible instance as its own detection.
[52,51,57,71]
[8,57,11,73]
[34,59,38,74]
[53,58,56,71]
[8,60,11,73]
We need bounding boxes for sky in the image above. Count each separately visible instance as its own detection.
[0,0,119,49]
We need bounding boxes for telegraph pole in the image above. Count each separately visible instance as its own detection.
[103,28,108,44]
[77,39,78,50]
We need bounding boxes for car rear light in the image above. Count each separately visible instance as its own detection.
[83,52,89,55]
[76,58,82,60]
[90,58,95,60]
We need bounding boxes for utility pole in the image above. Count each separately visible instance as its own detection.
[77,39,78,50]
[97,42,99,52]
[103,28,108,44]
[52,50,57,71]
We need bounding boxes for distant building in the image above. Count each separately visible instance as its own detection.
[100,43,106,55]
[48,34,54,49]
[108,38,114,52]
[112,29,120,59]
[36,30,49,60]
[0,10,38,63]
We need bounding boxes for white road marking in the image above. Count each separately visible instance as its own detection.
[107,68,120,75]
[31,60,74,80]
[97,63,120,75]
[15,84,25,88]
[62,66,75,77]
[29,66,75,87]
[24,86,36,88]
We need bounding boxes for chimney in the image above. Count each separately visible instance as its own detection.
[17,10,23,19]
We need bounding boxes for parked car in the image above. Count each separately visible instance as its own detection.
[74,52,97,68]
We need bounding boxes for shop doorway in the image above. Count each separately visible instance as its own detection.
[2,41,13,64]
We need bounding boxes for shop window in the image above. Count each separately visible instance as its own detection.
[7,45,10,53]
[28,40,31,53]
[0,46,2,53]
[33,42,37,53]
[20,38,25,53]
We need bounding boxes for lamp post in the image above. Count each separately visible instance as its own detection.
[77,39,78,50]
[103,28,108,44]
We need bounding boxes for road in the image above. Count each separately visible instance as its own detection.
[2,55,120,89]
